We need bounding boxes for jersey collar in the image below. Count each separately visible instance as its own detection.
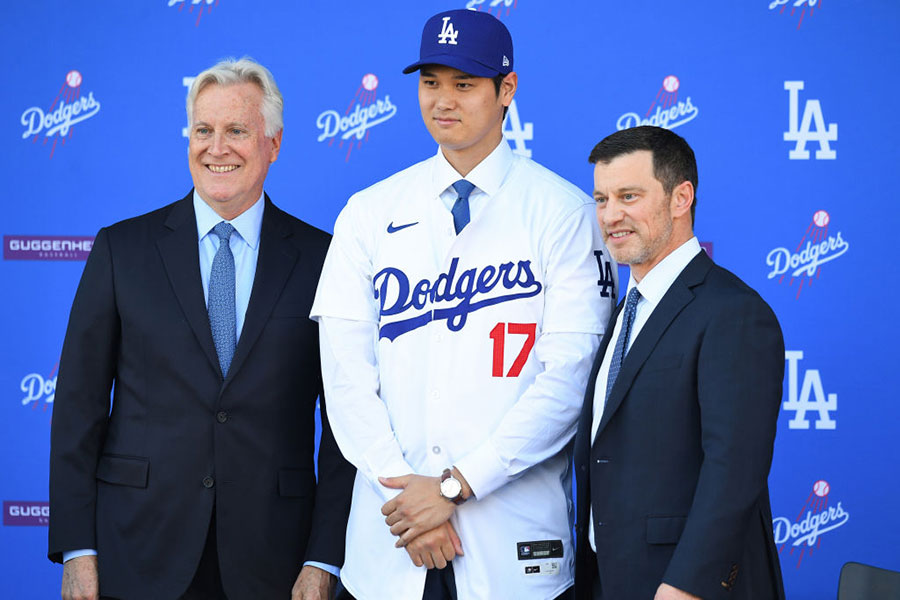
[430,138,514,200]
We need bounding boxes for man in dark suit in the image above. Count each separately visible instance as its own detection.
[48,58,354,600]
[574,126,786,600]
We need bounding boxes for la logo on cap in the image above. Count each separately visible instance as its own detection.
[438,16,459,45]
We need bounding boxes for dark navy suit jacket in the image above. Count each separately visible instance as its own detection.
[49,193,354,600]
[574,250,786,600]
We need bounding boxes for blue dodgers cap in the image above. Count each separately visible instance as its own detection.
[403,9,513,78]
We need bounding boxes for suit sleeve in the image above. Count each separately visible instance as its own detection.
[48,227,120,563]
[662,293,785,598]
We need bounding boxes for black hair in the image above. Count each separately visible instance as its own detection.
[588,126,698,224]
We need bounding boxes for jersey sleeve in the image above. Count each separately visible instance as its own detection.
[541,202,617,334]
[311,197,415,502]
[310,197,379,323]
[455,202,615,499]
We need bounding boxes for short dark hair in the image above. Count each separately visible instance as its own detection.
[588,126,698,224]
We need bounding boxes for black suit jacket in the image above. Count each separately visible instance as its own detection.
[48,193,355,600]
[574,250,786,600]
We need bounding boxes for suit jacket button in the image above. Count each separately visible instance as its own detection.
[216,411,228,423]
[202,476,214,488]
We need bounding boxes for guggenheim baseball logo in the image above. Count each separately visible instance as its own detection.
[617,75,699,131]
[20,70,101,158]
[4,235,93,261]
[773,480,848,568]
[317,73,397,162]
[766,210,847,299]
[3,501,49,526]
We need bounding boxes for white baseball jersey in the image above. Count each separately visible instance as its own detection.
[311,140,617,599]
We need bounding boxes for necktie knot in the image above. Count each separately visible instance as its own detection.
[452,179,476,200]
[451,180,475,234]
[624,287,641,312]
[213,221,235,243]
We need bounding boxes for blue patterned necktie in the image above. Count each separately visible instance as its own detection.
[208,222,236,377]
[605,287,642,403]
[451,179,475,234]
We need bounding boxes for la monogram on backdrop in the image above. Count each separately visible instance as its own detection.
[47,8,788,600]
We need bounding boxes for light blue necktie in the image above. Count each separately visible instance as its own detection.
[451,179,475,234]
[605,287,642,403]
[208,222,236,377]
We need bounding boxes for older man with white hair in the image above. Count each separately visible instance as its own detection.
[48,57,354,600]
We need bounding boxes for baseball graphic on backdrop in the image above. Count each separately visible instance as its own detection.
[362,73,379,91]
[66,70,82,88]
[662,75,679,93]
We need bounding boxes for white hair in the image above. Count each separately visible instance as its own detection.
[186,57,283,137]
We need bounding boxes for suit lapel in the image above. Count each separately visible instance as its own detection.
[225,196,299,386]
[577,301,622,454]
[593,251,713,441]
[157,193,221,377]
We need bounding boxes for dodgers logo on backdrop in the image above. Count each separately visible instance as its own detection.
[3,501,50,527]
[782,350,837,430]
[773,480,849,568]
[317,73,397,162]
[168,0,217,27]
[20,70,101,159]
[766,210,848,298]
[503,100,533,158]
[465,0,517,18]
[374,257,542,341]
[616,75,699,131]
[20,363,57,416]
[769,0,820,29]
[784,81,837,159]
[3,235,93,261]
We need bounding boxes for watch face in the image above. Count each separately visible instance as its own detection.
[441,477,462,498]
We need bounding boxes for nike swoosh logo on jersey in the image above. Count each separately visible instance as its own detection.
[387,221,419,233]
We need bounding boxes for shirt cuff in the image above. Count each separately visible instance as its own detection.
[454,439,509,500]
[303,561,340,578]
[63,549,97,563]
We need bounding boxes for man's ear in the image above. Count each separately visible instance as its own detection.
[670,180,694,219]
[269,130,283,164]
[500,72,517,107]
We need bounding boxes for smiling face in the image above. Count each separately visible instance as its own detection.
[593,150,693,281]
[418,65,515,175]
[188,81,282,220]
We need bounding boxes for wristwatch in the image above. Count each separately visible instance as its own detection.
[439,468,466,505]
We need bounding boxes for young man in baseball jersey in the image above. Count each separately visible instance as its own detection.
[311,9,617,600]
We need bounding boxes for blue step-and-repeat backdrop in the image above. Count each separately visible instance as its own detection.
[2,1,898,598]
